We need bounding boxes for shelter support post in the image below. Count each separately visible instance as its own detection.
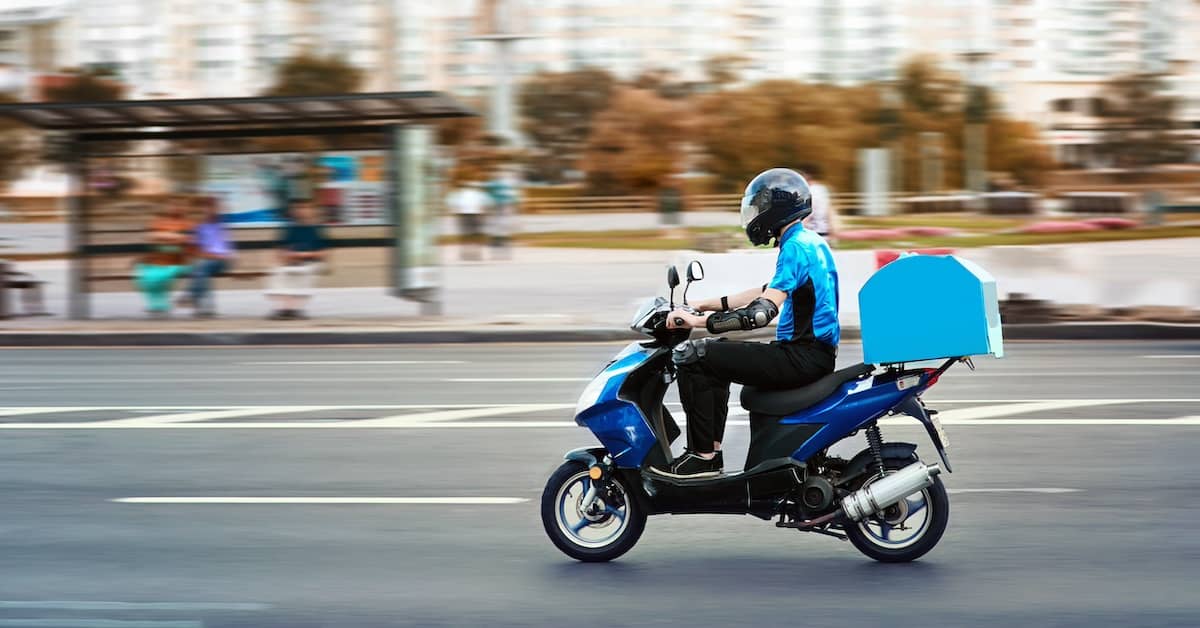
[66,135,89,320]
[389,123,442,316]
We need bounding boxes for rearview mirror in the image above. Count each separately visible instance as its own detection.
[686,260,705,282]
[667,266,680,289]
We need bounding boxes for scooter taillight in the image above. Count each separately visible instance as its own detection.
[922,368,941,388]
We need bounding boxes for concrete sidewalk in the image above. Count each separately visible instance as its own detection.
[3,241,1199,345]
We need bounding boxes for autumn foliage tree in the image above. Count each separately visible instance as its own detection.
[519,68,618,183]
[261,53,363,97]
[581,88,691,194]
[693,80,873,193]
[1097,73,1189,169]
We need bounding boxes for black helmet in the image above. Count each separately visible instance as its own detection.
[740,168,812,246]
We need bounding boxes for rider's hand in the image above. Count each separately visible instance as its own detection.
[667,309,707,330]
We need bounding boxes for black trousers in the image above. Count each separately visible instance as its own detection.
[677,339,836,454]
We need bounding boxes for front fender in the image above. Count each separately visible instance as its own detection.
[564,447,609,467]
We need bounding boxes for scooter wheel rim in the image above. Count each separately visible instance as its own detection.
[854,474,933,550]
[555,471,630,549]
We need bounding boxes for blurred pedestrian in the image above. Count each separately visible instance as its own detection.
[447,181,491,261]
[484,170,519,259]
[265,200,328,320]
[315,164,344,224]
[135,196,193,318]
[181,196,235,318]
[657,180,683,227]
[802,164,838,244]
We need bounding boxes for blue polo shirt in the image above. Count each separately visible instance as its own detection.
[767,223,840,346]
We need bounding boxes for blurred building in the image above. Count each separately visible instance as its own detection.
[987,0,1200,167]
[0,0,1197,168]
[0,0,73,99]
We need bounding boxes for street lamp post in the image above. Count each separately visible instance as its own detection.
[961,50,991,199]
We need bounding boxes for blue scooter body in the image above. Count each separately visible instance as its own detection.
[574,341,951,472]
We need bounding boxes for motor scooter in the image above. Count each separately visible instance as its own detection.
[541,261,967,562]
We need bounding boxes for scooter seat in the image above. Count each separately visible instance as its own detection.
[740,363,874,416]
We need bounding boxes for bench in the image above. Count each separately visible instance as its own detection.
[0,262,50,319]
[86,269,269,283]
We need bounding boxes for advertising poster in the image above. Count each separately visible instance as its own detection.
[202,151,388,226]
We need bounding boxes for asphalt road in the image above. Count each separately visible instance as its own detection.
[1,341,1199,627]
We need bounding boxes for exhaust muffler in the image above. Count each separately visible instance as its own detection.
[839,461,941,522]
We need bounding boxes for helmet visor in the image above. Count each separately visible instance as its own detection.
[739,191,758,228]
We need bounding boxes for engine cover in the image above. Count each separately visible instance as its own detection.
[801,476,835,511]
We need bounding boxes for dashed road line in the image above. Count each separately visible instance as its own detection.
[112,497,529,505]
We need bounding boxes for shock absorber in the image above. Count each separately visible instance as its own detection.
[866,424,886,477]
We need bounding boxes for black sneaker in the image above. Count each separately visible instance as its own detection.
[652,450,723,478]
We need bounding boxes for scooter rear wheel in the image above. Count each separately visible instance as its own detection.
[844,458,950,563]
[541,460,646,562]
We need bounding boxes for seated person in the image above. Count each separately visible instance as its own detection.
[135,196,192,317]
[266,200,327,320]
[655,168,841,478]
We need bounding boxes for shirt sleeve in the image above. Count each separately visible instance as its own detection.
[768,239,809,294]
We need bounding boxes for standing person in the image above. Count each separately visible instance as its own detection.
[802,163,837,243]
[447,181,490,261]
[135,196,193,318]
[265,200,328,320]
[183,196,236,318]
[654,168,839,478]
[315,164,344,224]
[484,169,519,259]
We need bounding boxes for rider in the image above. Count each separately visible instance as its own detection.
[655,168,840,478]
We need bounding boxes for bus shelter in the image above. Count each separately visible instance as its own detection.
[0,92,474,319]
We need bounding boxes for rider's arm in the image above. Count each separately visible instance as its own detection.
[692,285,769,313]
[700,239,805,333]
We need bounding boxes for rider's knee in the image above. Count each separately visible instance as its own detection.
[672,337,717,367]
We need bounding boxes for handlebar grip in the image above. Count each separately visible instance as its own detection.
[673,317,686,326]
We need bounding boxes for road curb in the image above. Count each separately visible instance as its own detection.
[0,322,1197,346]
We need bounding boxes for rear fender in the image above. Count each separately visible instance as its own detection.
[895,395,953,472]
[837,442,918,486]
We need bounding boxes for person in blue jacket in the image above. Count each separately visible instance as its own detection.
[657,168,840,478]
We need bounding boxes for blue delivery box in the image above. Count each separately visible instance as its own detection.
[858,254,1004,365]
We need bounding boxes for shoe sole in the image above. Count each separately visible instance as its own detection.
[646,467,723,479]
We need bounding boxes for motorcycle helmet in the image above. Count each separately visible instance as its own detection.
[740,168,813,246]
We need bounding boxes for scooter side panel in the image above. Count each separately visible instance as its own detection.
[779,378,915,462]
[574,342,659,468]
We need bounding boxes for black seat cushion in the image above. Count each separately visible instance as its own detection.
[740,363,874,416]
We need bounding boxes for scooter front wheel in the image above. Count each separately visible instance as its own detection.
[541,460,646,562]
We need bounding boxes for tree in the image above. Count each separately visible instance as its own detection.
[693,80,871,193]
[518,68,618,183]
[261,53,363,97]
[1097,73,1189,169]
[703,55,748,88]
[42,67,125,102]
[580,88,691,194]
[0,94,32,190]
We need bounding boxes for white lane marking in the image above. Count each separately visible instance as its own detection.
[948,488,1082,494]
[239,360,467,365]
[937,399,1143,422]
[0,621,202,628]
[448,377,591,383]
[0,602,268,611]
[0,407,111,417]
[1142,355,1200,359]
[351,403,574,426]
[112,497,528,505]
[6,417,1200,429]
[95,407,336,427]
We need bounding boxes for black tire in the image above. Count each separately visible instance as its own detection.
[844,458,950,563]
[541,460,646,562]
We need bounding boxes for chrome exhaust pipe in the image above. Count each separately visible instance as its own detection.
[839,461,941,522]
